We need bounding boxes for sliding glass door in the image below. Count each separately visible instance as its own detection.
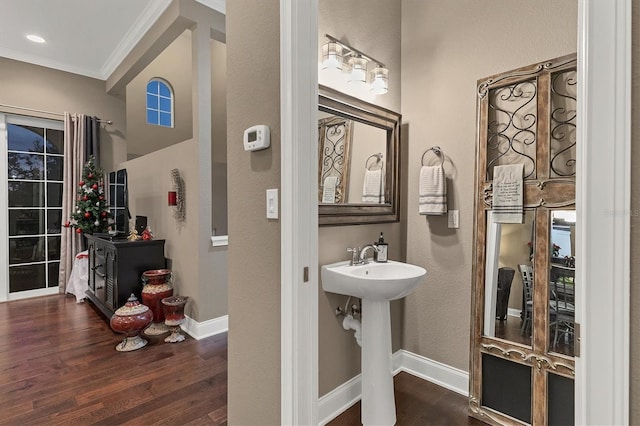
[0,114,64,300]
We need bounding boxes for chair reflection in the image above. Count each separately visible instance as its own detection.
[550,266,575,351]
[518,264,534,335]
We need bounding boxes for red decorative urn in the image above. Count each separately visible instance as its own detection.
[141,269,173,336]
[161,295,189,343]
[110,294,153,352]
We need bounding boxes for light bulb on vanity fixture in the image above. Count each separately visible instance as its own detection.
[348,55,368,87]
[370,65,389,95]
[321,34,389,95]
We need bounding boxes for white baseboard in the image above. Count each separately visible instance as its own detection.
[318,349,469,425]
[181,314,228,340]
[394,350,469,396]
[318,374,362,426]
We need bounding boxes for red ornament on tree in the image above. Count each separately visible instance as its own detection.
[64,221,70,228]
[101,211,107,218]
[76,228,83,234]
[83,195,88,201]
[99,195,104,200]
[79,181,85,186]
[92,184,98,190]
[88,173,94,179]
[84,212,91,219]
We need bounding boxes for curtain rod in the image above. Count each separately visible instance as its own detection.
[0,103,113,125]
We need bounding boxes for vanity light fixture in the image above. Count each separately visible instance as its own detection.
[321,34,389,95]
[370,65,389,95]
[321,40,344,71]
[348,55,368,87]
[26,34,46,43]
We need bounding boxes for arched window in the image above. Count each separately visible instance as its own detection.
[146,78,173,127]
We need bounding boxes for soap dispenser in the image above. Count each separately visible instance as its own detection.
[374,232,388,263]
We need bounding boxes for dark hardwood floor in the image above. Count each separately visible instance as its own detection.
[0,294,227,425]
[328,373,484,426]
[1,294,480,425]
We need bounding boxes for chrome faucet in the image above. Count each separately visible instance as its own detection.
[346,245,380,265]
[359,244,380,264]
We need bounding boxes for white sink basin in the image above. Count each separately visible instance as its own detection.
[321,260,427,301]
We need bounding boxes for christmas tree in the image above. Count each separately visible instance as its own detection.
[66,156,111,234]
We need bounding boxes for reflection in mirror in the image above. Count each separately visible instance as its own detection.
[549,210,576,357]
[318,113,387,204]
[483,210,534,348]
[318,85,401,225]
[108,169,128,233]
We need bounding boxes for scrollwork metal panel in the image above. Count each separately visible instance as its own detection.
[486,79,537,180]
[318,116,352,204]
[550,69,577,177]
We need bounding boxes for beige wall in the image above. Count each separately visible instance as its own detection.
[211,38,228,236]
[318,0,403,397]
[226,0,281,424]
[0,57,127,172]
[401,0,577,371]
[630,1,639,423]
[126,31,228,236]
[126,31,194,158]
[120,139,227,321]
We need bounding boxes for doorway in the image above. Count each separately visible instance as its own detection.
[0,114,64,301]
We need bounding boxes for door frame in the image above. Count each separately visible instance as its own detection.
[279,0,632,424]
[0,113,65,302]
[574,0,631,424]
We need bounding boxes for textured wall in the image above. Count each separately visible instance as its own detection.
[0,57,127,172]
[226,0,282,424]
[401,0,577,371]
[120,138,228,322]
[126,31,193,158]
[318,0,403,397]
[630,1,639,422]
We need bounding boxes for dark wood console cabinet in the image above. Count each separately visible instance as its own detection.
[85,234,166,318]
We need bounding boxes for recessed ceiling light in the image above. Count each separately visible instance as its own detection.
[26,34,46,44]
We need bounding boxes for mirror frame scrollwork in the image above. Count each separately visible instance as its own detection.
[318,84,401,226]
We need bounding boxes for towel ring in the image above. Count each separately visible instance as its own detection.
[421,146,445,167]
[365,153,384,171]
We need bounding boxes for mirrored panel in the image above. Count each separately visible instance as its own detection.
[548,210,576,357]
[483,210,535,348]
[318,85,400,226]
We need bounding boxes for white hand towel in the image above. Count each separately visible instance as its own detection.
[492,164,524,224]
[362,169,384,204]
[419,165,447,215]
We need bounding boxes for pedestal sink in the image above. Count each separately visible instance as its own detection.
[321,260,427,426]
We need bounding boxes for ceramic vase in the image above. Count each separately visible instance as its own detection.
[141,269,173,336]
[110,293,153,352]
[161,295,189,343]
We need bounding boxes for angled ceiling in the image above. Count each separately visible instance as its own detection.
[0,0,225,81]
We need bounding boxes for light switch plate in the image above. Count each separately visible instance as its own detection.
[266,189,278,219]
[448,210,459,229]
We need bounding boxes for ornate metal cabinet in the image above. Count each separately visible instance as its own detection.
[469,54,577,425]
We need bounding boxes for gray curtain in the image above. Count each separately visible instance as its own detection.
[84,116,100,166]
[58,113,87,294]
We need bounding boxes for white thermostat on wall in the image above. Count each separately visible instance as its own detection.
[243,124,270,151]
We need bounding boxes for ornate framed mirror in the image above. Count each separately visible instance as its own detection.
[318,85,401,226]
[469,53,577,425]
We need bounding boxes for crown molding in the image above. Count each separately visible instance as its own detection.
[0,46,103,79]
[100,0,173,80]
